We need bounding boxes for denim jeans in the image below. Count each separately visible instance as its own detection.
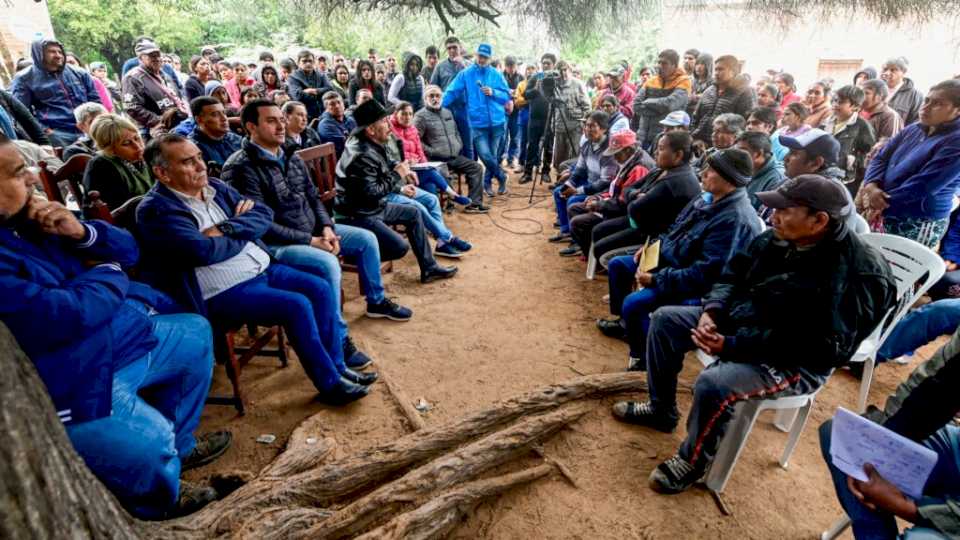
[820,421,960,539]
[339,202,438,272]
[517,114,530,165]
[270,224,385,307]
[553,187,587,234]
[503,111,522,162]
[206,264,344,392]
[414,168,451,195]
[386,188,453,242]
[66,309,214,519]
[452,105,474,160]
[645,305,825,467]
[878,299,960,361]
[473,124,507,190]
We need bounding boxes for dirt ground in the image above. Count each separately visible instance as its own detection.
[186,175,943,539]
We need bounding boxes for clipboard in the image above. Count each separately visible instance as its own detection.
[637,238,660,273]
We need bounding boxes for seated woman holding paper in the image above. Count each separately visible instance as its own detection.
[819,324,960,540]
[389,100,470,207]
[596,148,763,371]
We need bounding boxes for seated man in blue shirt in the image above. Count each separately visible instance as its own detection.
[136,134,373,405]
[188,96,243,174]
[316,91,357,158]
[0,133,230,519]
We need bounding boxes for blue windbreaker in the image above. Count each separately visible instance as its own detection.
[441,63,511,129]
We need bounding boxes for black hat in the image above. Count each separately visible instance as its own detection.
[352,99,393,130]
[705,148,753,187]
[756,174,849,218]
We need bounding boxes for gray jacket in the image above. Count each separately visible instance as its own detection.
[888,77,924,126]
[554,79,591,132]
[413,106,462,159]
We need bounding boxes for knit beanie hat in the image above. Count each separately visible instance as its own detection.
[706,148,753,187]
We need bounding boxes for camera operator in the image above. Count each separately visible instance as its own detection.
[550,61,591,179]
[520,53,558,185]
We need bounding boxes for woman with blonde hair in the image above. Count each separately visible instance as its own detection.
[82,114,152,209]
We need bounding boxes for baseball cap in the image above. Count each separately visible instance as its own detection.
[135,40,161,56]
[660,110,690,127]
[606,66,625,78]
[778,128,841,166]
[755,174,849,218]
[602,130,637,156]
[476,43,493,58]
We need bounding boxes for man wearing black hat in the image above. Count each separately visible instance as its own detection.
[336,99,457,283]
[612,174,896,495]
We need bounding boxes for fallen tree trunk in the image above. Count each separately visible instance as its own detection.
[356,464,555,540]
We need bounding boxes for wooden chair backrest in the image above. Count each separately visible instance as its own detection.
[296,143,338,208]
[38,154,91,211]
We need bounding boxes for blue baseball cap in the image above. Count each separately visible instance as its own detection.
[476,43,493,58]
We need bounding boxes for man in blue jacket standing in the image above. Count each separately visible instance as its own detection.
[442,43,511,195]
[0,133,230,518]
[10,38,102,146]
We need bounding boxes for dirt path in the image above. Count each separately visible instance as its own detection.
[187,175,938,539]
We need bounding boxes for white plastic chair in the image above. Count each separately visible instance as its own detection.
[848,233,944,413]
[694,351,824,494]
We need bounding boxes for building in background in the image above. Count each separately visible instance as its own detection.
[0,0,55,85]
[662,0,960,91]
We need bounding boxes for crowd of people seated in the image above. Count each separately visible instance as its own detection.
[4,31,960,538]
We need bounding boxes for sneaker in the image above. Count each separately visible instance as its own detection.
[366,298,413,321]
[453,195,471,206]
[498,184,509,196]
[548,232,571,243]
[343,335,373,369]
[484,187,495,198]
[181,431,232,471]
[611,400,677,433]
[421,265,458,283]
[539,171,551,184]
[448,237,472,252]
[627,356,645,372]
[518,174,533,185]
[559,245,582,257]
[464,203,490,214]
[435,242,463,259]
[173,481,219,517]
[649,455,706,494]
[316,377,370,406]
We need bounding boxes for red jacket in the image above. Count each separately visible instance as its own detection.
[600,84,636,119]
[389,116,427,163]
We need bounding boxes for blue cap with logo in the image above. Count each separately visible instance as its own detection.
[476,43,493,58]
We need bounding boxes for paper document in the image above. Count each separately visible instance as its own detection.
[638,239,660,273]
[829,407,938,499]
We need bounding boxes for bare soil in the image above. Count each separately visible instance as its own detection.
[187,176,942,539]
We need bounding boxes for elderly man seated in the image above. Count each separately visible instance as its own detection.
[136,134,372,405]
[62,102,107,160]
[612,175,896,494]
[598,148,762,370]
[336,100,458,283]
[0,133,230,518]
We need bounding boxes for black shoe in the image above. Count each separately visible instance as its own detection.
[519,174,533,185]
[559,245,582,257]
[421,265,458,283]
[316,377,370,406]
[548,232,571,243]
[173,481,218,517]
[596,318,627,340]
[464,203,490,214]
[611,400,678,433]
[181,431,232,471]
[539,172,551,184]
[343,335,373,370]
[342,367,378,386]
[649,455,706,494]
[366,298,413,321]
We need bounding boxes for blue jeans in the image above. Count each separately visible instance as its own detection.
[517,112,530,165]
[415,168,451,196]
[473,125,507,190]
[452,104,474,160]
[553,187,587,234]
[503,111,522,162]
[878,299,960,361]
[270,224,385,306]
[820,421,960,539]
[66,309,214,519]
[386,188,453,242]
[206,264,344,391]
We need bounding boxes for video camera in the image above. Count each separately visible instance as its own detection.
[540,70,562,100]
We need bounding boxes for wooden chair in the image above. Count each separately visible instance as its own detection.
[38,154,91,212]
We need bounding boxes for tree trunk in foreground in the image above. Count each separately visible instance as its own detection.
[0,318,650,540]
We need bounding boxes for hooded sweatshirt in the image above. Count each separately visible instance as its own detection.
[387,53,426,111]
[10,39,102,133]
